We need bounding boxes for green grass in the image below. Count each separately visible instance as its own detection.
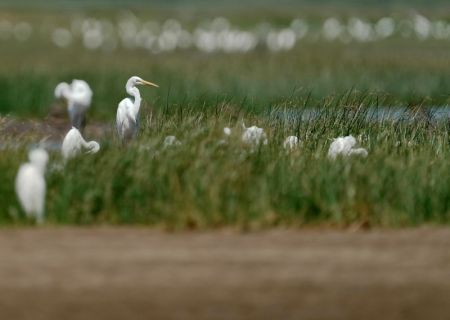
[0,7,450,228]
[1,41,449,119]
[2,102,450,228]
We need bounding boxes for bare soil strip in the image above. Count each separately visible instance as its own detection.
[0,227,449,320]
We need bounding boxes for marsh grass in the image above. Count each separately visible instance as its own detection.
[2,102,450,228]
[1,8,450,228]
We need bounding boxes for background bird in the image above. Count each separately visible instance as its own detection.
[116,76,158,143]
[163,135,181,148]
[55,79,93,131]
[223,127,232,136]
[62,127,100,161]
[15,148,49,224]
[283,136,299,152]
[328,135,368,159]
[241,124,268,148]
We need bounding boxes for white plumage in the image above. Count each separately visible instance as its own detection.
[116,76,159,143]
[283,136,299,151]
[15,148,48,224]
[241,125,268,148]
[328,135,368,160]
[55,79,93,129]
[163,135,181,148]
[62,127,100,160]
[223,127,232,136]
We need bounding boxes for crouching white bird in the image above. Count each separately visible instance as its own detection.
[283,136,299,152]
[15,148,49,224]
[55,79,93,130]
[116,76,159,142]
[328,135,368,160]
[242,124,268,148]
[223,127,232,136]
[62,127,100,160]
[163,135,181,148]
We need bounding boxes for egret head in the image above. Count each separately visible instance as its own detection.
[85,141,100,154]
[54,82,70,99]
[70,79,93,106]
[28,148,49,173]
[127,76,159,90]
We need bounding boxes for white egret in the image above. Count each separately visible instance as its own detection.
[241,124,268,148]
[62,127,100,160]
[283,136,299,152]
[15,148,49,224]
[163,135,181,148]
[54,79,93,130]
[217,127,232,146]
[328,135,368,160]
[223,127,232,136]
[116,76,159,142]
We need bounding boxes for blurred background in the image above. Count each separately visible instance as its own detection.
[0,0,449,119]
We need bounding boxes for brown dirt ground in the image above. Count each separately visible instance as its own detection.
[0,227,449,320]
[0,107,112,142]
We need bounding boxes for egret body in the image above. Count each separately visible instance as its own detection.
[163,135,181,148]
[62,127,100,160]
[223,127,232,136]
[241,124,268,148]
[116,76,158,142]
[55,79,93,130]
[283,136,299,152]
[328,135,368,160]
[15,148,49,224]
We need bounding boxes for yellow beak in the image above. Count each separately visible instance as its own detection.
[140,79,159,88]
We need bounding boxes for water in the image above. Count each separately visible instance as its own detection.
[270,106,450,123]
[2,106,450,151]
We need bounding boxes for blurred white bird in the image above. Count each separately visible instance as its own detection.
[283,136,299,152]
[116,76,159,142]
[223,127,232,136]
[62,127,100,160]
[241,124,268,148]
[55,79,93,130]
[328,135,368,160]
[15,148,49,224]
[163,135,181,148]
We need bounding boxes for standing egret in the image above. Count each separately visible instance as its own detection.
[55,79,93,130]
[15,148,49,224]
[328,135,368,160]
[116,76,159,142]
[62,127,100,160]
[283,136,299,152]
[241,124,268,148]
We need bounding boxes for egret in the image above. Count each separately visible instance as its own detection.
[55,79,93,130]
[241,124,268,148]
[283,136,299,152]
[163,135,181,148]
[62,127,100,161]
[217,127,232,146]
[116,76,159,142]
[15,148,49,224]
[328,135,368,160]
[223,127,232,136]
